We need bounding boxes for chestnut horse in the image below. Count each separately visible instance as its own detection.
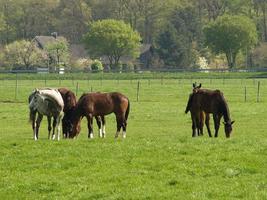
[185,83,212,137]
[186,84,234,138]
[68,92,130,139]
[29,88,64,140]
[59,88,106,138]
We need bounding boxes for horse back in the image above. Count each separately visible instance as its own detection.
[191,89,224,113]
[78,92,129,116]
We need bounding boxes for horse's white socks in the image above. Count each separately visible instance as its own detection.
[102,125,106,138]
[99,129,102,138]
[89,133,94,139]
[122,131,126,139]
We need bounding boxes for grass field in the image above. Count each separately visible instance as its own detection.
[0,73,267,199]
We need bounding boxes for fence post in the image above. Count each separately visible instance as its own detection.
[257,81,260,102]
[44,76,47,86]
[76,82,79,96]
[244,86,247,102]
[91,86,93,92]
[137,81,140,102]
[15,74,18,100]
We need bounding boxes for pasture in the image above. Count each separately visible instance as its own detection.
[0,73,266,199]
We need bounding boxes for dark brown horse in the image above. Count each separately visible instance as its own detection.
[185,83,212,137]
[67,92,130,139]
[186,84,234,138]
[58,88,106,138]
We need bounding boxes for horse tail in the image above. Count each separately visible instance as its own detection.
[29,108,35,124]
[125,98,130,121]
[185,94,193,114]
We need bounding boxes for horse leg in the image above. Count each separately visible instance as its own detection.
[191,112,197,137]
[205,114,212,137]
[31,111,37,140]
[95,116,102,138]
[51,117,57,140]
[56,113,63,141]
[101,116,106,138]
[122,115,127,139]
[115,114,123,138]
[47,116,52,140]
[199,112,204,136]
[214,114,222,137]
[35,114,43,141]
[86,114,94,139]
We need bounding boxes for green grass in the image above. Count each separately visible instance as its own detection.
[0,76,266,199]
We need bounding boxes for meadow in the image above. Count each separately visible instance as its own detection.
[0,72,266,199]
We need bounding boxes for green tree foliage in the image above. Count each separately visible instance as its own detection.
[83,19,141,69]
[45,37,70,70]
[204,15,258,68]
[55,0,91,43]
[4,39,42,68]
[90,59,103,72]
[156,23,187,68]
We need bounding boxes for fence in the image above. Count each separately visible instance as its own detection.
[0,74,266,104]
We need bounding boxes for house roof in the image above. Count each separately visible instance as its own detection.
[33,36,65,49]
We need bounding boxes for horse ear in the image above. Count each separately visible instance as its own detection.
[193,83,196,88]
[198,83,202,89]
[231,121,235,125]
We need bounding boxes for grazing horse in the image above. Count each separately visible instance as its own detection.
[29,88,64,140]
[186,84,234,138]
[59,88,106,138]
[185,83,212,137]
[68,92,130,139]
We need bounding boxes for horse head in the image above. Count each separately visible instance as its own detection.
[223,120,235,138]
[65,91,77,110]
[62,110,81,138]
[192,82,202,93]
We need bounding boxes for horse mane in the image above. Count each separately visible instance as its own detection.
[218,92,231,123]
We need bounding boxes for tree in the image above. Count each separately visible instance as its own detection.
[4,39,42,69]
[83,19,141,69]
[156,23,188,68]
[204,15,258,68]
[45,37,70,70]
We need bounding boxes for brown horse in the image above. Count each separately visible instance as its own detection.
[58,88,106,138]
[185,83,212,137]
[67,92,130,139]
[186,84,234,138]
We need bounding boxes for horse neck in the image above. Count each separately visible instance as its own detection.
[71,104,83,123]
[220,98,231,123]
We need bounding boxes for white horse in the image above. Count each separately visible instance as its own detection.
[29,88,64,141]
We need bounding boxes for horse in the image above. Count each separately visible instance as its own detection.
[186,84,234,138]
[185,83,212,137]
[67,92,130,139]
[59,88,107,138]
[28,88,64,140]
[28,92,54,140]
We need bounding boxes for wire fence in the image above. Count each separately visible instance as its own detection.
[0,77,266,104]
